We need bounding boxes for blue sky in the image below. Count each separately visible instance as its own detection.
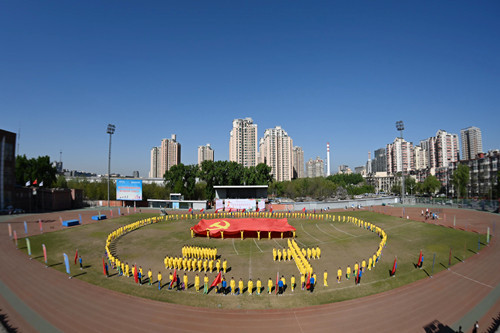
[1,1,499,177]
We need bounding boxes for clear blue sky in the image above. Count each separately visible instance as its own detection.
[1,1,499,177]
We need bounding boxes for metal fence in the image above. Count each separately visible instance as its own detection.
[413,197,499,213]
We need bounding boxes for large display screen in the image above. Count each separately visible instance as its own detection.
[116,179,143,201]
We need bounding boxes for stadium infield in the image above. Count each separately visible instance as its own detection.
[0,206,499,332]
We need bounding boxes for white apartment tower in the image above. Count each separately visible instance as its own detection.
[461,126,483,161]
[159,134,181,176]
[306,157,325,178]
[292,146,304,179]
[198,144,214,165]
[149,146,161,178]
[229,118,258,168]
[259,126,293,182]
[386,137,414,175]
[424,130,459,168]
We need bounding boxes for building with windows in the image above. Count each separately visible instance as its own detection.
[229,118,258,168]
[259,126,293,182]
[0,129,16,210]
[198,144,214,165]
[338,165,352,174]
[423,130,459,169]
[306,157,325,178]
[386,137,414,175]
[461,126,483,161]
[371,148,387,173]
[292,146,304,179]
[160,134,181,176]
[149,146,161,178]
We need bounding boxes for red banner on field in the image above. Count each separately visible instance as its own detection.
[192,218,296,238]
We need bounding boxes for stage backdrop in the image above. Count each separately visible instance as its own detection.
[192,218,296,238]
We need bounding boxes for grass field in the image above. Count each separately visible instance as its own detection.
[18,211,487,309]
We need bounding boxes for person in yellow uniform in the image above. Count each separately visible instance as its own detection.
[368,257,373,271]
[182,257,187,271]
[164,256,168,269]
[372,253,377,268]
[208,259,214,273]
[187,258,192,272]
[277,249,282,262]
[125,263,130,277]
[337,267,342,283]
[192,258,197,272]
[194,274,200,292]
[287,248,292,261]
[312,247,317,260]
[301,274,306,290]
[168,271,174,289]
[223,259,227,274]
[362,260,366,273]
[238,278,244,295]
[268,278,273,294]
[307,248,312,260]
[316,246,321,259]
[248,279,254,295]
[216,259,221,272]
[157,271,162,290]
[230,277,236,295]
[256,278,262,295]
[197,259,203,272]
[183,273,188,291]
[203,274,209,294]
[281,275,286,293]
[291,275,296,292]
[354,262,359,278]
[203,259,208,273]
[346,265,351,280]
[323,270,328,287]
[169,256,173,269]
[148,269,153,286]
[313,273,317,286]
[139,267,144,285]
[282,249,287,261]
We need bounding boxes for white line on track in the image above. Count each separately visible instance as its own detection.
[293,311,305,333]
[301,224,322,243]
[329,223,356,237]
[295,238,307,247]
[253,238,264,252]
[450,270,493,289]
[273,239,283,248]
[232,238,239,255]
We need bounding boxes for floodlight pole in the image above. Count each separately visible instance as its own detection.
[396,121,405,205]
[107,124,116,208]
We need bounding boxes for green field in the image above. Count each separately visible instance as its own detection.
[18,211,487,309]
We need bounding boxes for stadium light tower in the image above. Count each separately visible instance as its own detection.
[395,121,405,204]
[107,124,116,208]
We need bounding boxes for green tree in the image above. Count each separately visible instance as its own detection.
[54,175,68,188]
[423,175,441,195]
[15,155,57,187]
[163,164,199,200]
[451,164,470,198]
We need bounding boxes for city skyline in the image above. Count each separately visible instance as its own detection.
[1,2,499,177]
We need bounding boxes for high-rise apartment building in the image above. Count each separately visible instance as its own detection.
[0,129,16,210]
[306,157,325,178]
[292,146,304,179]
[259,126,293,182]
[423,130,459,168]
[386,137,414,175]
[198,144,214,165]
[371,148,387,173]
[229,118,258,168]
[414,145,428,170]
[159,134,181,177]
[338,165,352,174]
[149,146,161,178]
[461,126,483,161]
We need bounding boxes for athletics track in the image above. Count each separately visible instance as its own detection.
[0,206,499,333]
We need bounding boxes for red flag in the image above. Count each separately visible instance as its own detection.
[170,269,177,289]
[188,208,193,213]
[33,179,38,185]
[306,272,311,290]
[215,209,219,214]
[270,207,273,213]
[74,249,78,265]
[134,265,138,284]
[102,258,107,276]
[417,250,422,267]
[302,207,306,213]
[275,271,279,294]
[210,271,222,288]
[391,256,397,276]
[200,208,204,213]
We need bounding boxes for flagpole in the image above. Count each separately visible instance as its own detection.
[106,124,115,208]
